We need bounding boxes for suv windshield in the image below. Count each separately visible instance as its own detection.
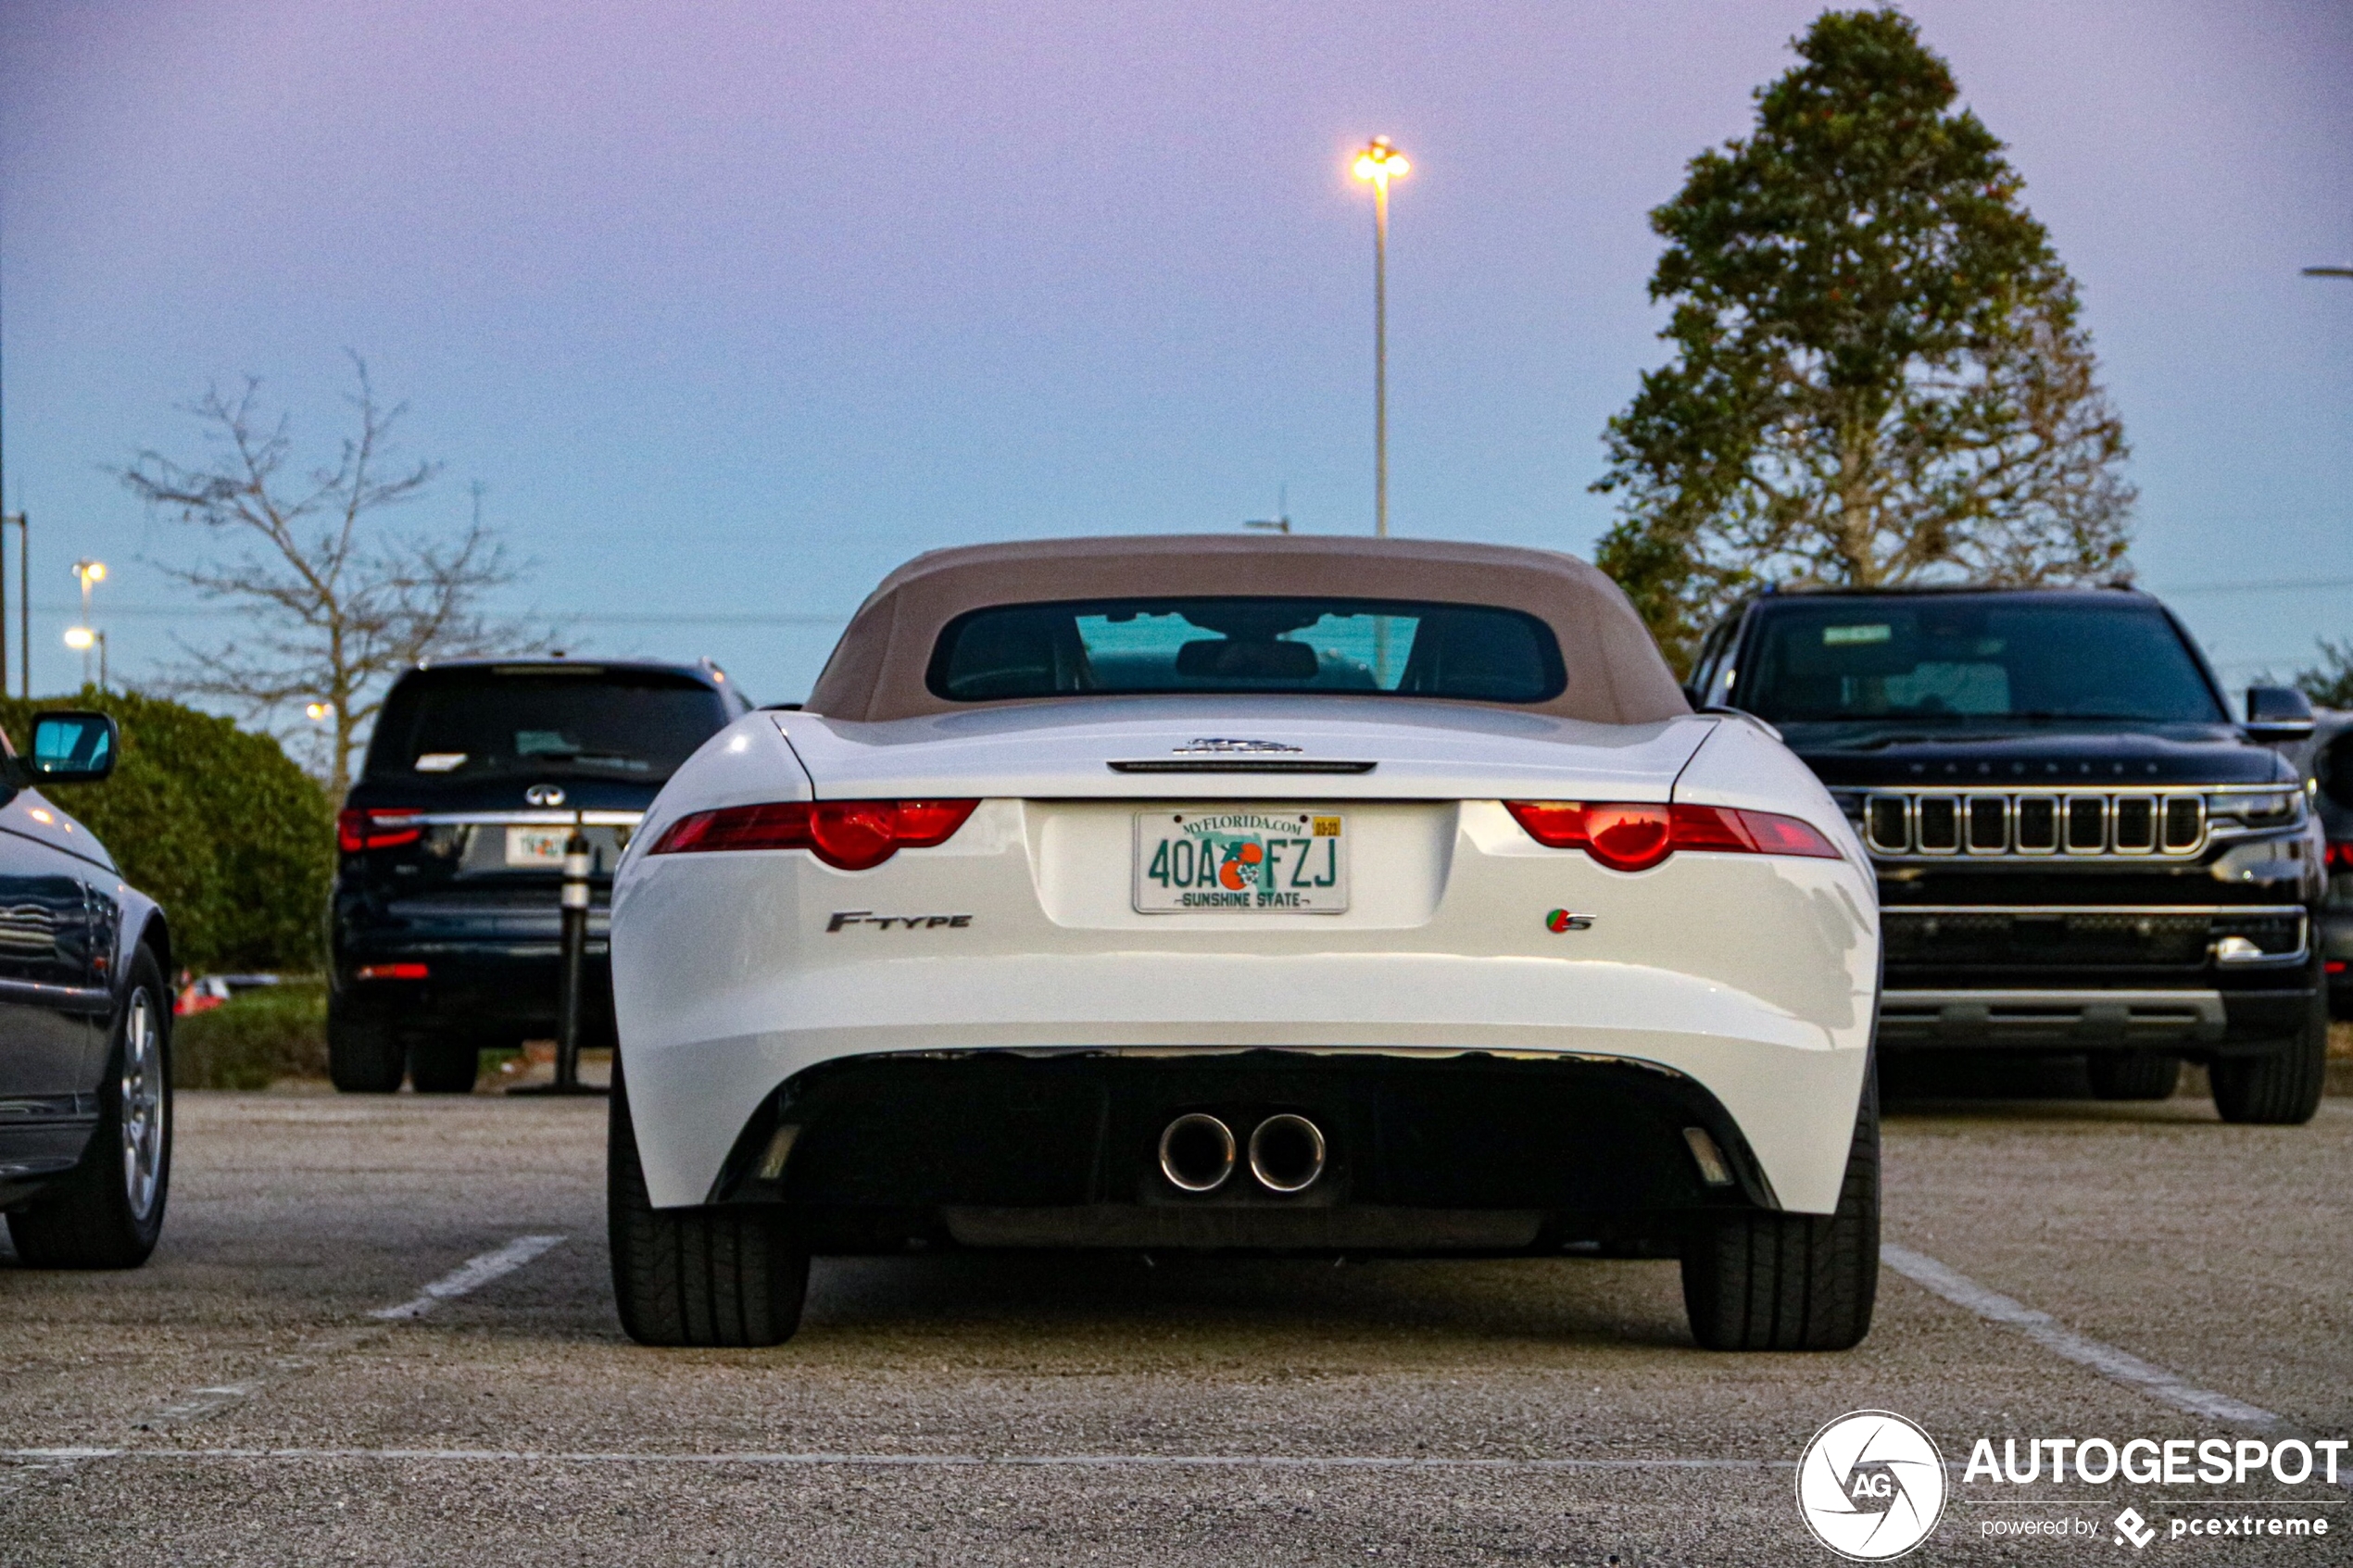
[366,668,731,781]
[1738,596,2226,727]
[927,596,1567,703]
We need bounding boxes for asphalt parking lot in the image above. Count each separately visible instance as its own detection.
[4,1060,2349,1566]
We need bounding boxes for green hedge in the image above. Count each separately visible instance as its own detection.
[173,979,328,1088]
[0,690,333,973]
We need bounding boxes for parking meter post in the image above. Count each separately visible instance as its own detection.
[554,819,590,1090]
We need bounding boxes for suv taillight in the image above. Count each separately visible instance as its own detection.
[648,799,977,870]
[337,808,424,853]
[2327,841,2353,871]
[1504,800,1841,872]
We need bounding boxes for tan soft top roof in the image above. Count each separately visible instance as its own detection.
[803,534,1689,725]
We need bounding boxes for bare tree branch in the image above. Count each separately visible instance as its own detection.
[120,356,547,797]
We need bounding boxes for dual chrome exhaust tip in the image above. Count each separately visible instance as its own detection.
[1157,1112,1327,1196]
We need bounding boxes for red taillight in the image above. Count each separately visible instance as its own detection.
[2327,841,2353,871]
[648,799,978,870]
[1504,800,1841,872]
[337,808,423,853]
[355,962,429,981]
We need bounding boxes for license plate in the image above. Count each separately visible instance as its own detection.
[505,826,569,868]
[1133,810,1348,913]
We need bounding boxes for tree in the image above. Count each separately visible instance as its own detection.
[1592,7,2134,672]
[120,357,544,799]
[2293,638,2353,709]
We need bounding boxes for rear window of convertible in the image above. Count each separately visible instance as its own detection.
[925,596,1567,703]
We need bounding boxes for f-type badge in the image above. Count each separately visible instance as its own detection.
[1544,909,1594,934]
[827,910,973,932]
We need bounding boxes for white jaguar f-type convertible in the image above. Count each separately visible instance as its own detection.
[607,536,1881,1351]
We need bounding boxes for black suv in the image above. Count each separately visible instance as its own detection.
[1688,587,2328,1123]
[329,659,753,1092]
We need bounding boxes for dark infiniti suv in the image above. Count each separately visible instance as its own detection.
[1687,587,2328,1123]
[330,658,752,1092]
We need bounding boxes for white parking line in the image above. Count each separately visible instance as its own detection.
[1881,1244,2283,1427]
[2,1446,1794,1473]
[369,1235,567,1322]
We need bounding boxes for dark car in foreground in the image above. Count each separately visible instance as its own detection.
[1688,586,2328,1123]
[0,711,176,1267]
[330,658,751,1093]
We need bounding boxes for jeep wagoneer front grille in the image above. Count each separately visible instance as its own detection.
[1864,790,2205,859]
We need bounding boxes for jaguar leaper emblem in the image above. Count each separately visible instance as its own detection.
[1171,738,1303,755]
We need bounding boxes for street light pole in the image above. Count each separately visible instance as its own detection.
[1352,137,1410,540]
[69,558,105,692]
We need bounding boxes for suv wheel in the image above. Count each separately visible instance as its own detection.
[2088,1051,2181,1101]
[1680,1065,1879,1352]
[7,947,172,1268]
[328,998,407,1093]
[409,1038,481,1095]
[608,1063,808,1347]
[2210,976,2327,1126]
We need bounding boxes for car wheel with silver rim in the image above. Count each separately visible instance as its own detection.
[6,944,174,1268]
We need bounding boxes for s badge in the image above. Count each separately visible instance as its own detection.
[1544,909,1594,934]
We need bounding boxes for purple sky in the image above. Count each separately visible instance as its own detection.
[3,0,2348,709]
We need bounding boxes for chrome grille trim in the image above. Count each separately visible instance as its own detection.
[1858,789,2225,860]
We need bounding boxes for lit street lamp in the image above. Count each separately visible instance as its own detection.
[68,558,106,689]
[63,624,105,691]
[1352,136,1410,540]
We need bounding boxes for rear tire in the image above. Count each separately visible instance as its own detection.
[608,1063,807,1347]
[7,947,172,1269]
[328,998,406,1093]
[2210,978,2327,1125]
[408,1038,480,1095]
[2087,1051,2182,1101]
[1680,1064,1878,1351]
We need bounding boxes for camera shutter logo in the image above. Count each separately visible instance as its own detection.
[1795,1411,1946,1560]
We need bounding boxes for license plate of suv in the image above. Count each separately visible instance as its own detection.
[506,826,570,867]
[1133,810,1348,913]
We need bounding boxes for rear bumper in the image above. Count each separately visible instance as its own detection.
[333,942,615,1045]
[617,949,1874,1217]
[692,1048,1786,1255]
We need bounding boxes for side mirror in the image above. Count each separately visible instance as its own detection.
[25,711,120,784]
[2244,685,2316,742]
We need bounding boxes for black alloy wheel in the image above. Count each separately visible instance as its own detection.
[328,995,407,1093]
[2209,962,2329,1125]
[1680,1063,1879,1352]
[608,1062,808,1348]
[6,946,173,1269]
[408,1038,482,1095]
